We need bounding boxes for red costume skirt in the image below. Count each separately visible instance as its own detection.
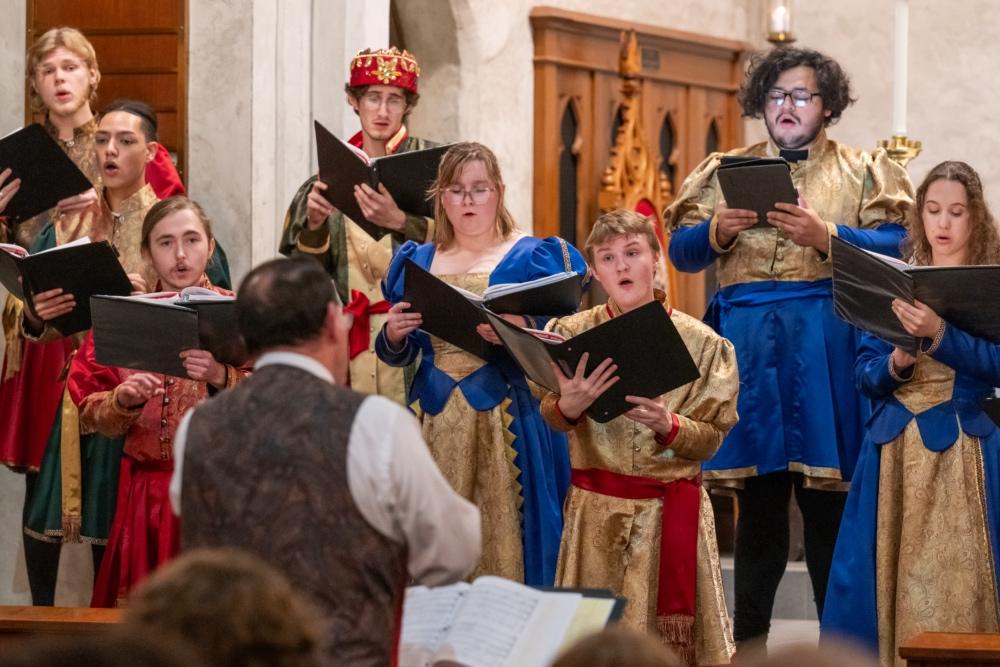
[91,457,180,607]
[0,338,74,472]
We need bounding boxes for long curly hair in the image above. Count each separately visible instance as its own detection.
[738,47,855,126]
[905,160,1000,266]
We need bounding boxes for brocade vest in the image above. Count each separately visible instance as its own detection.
[181,364,408,667]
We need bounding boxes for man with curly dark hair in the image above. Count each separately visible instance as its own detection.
[664,46,915,657]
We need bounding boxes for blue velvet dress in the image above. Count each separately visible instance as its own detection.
[822,327,1000,665]
[375,236,587,586]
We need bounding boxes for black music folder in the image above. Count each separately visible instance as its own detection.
[401,260,583,362]
[0,238,132,335]
[717,156,798,229]
[90,289,248,378]
[485,300,701,423]
[313,120,452,241]
[0,123,94,223]
[831,236,1000,352]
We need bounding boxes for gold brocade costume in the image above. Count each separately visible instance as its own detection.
[665,130,914,288]
[540,297,739,665]
[418,273,525,582]
[22,184,159,344]
[345,220,405,403]
[874,355,999,667]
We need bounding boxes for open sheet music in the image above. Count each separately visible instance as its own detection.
[0,237,132,334]
[313,120,452,240]
[401,260,583,362]
[485,300,700,422]
[91,286,247,377]
[399,576,621,667]
[831,236,1000,351]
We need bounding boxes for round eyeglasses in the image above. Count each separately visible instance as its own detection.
[442,186,495,205]
[767,88,821,108]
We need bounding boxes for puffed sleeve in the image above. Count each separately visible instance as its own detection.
[68,332,139,437]
[662,317,740,461]
[491,235,588,285]
[491,236,589,329]
[855,332,910,399]
[857,148,915,230]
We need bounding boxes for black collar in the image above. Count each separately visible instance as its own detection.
[779,148,809,163]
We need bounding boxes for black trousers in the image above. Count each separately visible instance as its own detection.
[22,474,104,606]
[732,470,846,642]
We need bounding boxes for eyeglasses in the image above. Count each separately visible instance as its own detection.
[767,88,821,108]
[359,92,407,112]
[442,186,496,205]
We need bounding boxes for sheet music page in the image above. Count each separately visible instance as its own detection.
[399,582,469,667]
[433,576,581,667]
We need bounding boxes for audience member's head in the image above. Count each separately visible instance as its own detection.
[0,633,200,667]
[122,548,324,667]
[236,257,350,378]
[739,641,878,667]
[551,626,682,667]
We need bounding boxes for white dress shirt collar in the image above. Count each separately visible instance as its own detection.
[254,351,334,385]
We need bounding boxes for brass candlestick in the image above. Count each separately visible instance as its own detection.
[877,135,922,167]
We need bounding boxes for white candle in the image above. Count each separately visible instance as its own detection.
[892,0,908,136]
[770,5,790,34]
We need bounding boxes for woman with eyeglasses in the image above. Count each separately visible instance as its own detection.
[376,142,587,586]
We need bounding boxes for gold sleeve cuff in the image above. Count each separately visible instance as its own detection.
[708,215,735,255]
[920,320,947,355]
[295,224,331,254]
[820,221,839,263]
[540,393,578,432]
[80,388,142,437]
[223,364,247,389]
[19,314,60,344]
[887,355,913,383]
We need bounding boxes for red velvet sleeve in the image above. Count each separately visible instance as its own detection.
[145,143,186,199]
[67,332,123,406]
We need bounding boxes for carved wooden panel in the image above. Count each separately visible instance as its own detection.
[531,6,748,316]
[26,0,188,180]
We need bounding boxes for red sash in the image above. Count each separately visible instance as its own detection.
[570,467,700,619]
[345,290,391,359]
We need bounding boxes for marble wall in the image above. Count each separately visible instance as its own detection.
[399,0,760,232]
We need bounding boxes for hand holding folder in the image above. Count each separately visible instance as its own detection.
[716,156,798,229]
[485,301,701,422]
[91,288,248,378]
[0,237,132,335]
[0,124,94,223]
[313,121,452,240]
[831,236,1000,352]
[400,259,583,362]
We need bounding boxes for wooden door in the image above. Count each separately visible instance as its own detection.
[531,6,747,317]
[26,1,188,180]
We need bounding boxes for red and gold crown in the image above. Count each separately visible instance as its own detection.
[349,47,420,94]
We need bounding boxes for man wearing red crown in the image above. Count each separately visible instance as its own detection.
[279,47,434,403]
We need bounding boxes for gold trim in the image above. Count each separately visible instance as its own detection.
[296,237,330,255]
[974,441,1000,626]
[703,465,757,480]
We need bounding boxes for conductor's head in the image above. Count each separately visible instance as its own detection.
[236,257,350,383]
